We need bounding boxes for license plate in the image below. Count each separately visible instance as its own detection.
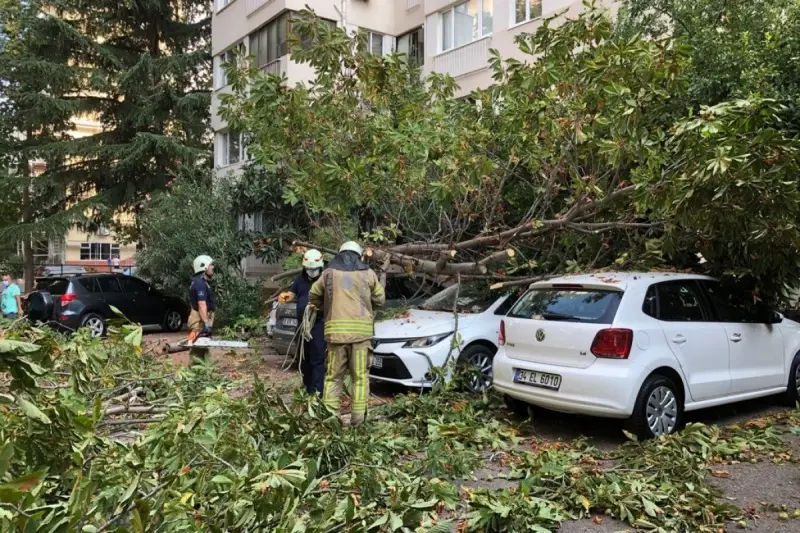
[371,356,383,369]
[282,318,298,328]
[513,369,562,390]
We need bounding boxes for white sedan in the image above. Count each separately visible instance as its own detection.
[493,273,800,438]
[370,282,518,391]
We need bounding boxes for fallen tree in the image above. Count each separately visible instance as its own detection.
[222,5,800,304]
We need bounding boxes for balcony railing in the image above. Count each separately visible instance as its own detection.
[432,38,491,79]
[260,58,282,74]
[406,0,421,9]
[246,0,275,16]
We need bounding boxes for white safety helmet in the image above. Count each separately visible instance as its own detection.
[302,249,324,270]
[339,241,363,256]
[193,254,214,275]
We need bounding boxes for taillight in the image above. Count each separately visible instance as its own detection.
[498,320,506,346]
[591,329,633,359]
[60,293,77,305]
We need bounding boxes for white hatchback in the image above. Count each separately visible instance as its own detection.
[493,273,800,438]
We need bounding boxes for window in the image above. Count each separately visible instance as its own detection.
[420,282,499,314]
[396,27,424,66]
[119,277,150,295]
[97,276,122,294]
[78,277,102,294]
[214,46,241,89]
[493,289,523,316]
[219,131,246,166]
[249,12,291,71]
[366,31,384,55]
[653,282,707,322]
[514,0,542,25]
[80,243,120,261]
[216,0,233,11]
[441,0,492,52]
[699,281,774,323]
[509,289,623,324]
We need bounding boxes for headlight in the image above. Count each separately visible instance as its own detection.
[403,332,453,349]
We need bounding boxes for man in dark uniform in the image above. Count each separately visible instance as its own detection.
[279,249,326,394]
[188,254,217,360]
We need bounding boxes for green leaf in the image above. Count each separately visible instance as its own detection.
[121,473,141,503]
[0,443,14,478]
[124,327,143,347]
[16,396,51,424]
[389,511,403,531]
[0,470,46,493]
[0,339,40,353]
[211,475,234,484]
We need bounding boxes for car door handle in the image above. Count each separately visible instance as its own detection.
[730,333,742,343]
[671,335,687,345]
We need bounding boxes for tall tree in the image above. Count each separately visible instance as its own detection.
[0,0,85,288]
[0,0,211,286]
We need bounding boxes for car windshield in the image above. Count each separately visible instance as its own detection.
[418,282,497,314]
[509,288,623,324]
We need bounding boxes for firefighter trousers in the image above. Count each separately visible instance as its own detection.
[323,340,371,425]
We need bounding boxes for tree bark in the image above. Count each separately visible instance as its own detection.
[20,143,34,293]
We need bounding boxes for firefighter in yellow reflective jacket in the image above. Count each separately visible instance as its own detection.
[309,241,385,425]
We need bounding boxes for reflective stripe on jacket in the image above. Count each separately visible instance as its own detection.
[309,268,386,344]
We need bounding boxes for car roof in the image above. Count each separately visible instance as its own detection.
[530,272,715,291]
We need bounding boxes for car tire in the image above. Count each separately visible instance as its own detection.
[626,374,684,439]
[504,395,532,419]
[782,353,800,407]
[162,309,184,332]
[81,313,106,338]
[457,344,495,393]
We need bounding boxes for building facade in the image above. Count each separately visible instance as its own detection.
[211,0,615,278]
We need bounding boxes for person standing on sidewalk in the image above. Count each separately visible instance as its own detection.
[187,255,216,360]
[308,241,385,426]
[278,249,327,394]
[1,275,22,319]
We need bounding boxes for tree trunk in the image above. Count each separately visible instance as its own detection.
[20,155,34,293]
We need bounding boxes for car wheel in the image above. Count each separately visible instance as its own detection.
[162,309,184,332]
[782,353,800,407]
[457,344,495,393]
[627,374,683,439]
[81,313,106,338]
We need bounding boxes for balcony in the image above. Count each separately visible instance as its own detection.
[260,58,283,74]
[432,37,491,79]
[246,0,275,16]
[406,0,421,9]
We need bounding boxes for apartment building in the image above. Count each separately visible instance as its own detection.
[211,0,614,278]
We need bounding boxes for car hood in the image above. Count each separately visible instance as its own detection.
[374,309,460,340]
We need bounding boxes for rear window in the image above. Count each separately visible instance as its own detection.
[508,288,623,324]
[35,278,70,295]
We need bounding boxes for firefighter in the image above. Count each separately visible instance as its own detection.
[309,241,385,426]
[188,255,216,360]
[278,249,326,394]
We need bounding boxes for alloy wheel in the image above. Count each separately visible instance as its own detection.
[166,311,182,331]
[645,385,678,436]
[85,317,104,338]
[795,364,800,398]
[466,352,493,392]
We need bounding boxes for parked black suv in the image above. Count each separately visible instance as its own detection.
[27,274,189,337]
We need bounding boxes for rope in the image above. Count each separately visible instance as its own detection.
[280,305,318,372]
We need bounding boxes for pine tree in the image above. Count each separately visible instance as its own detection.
[0,0,211,287]
[39,0,212,240]
[0,0,85,288]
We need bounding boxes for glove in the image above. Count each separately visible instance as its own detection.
[278,292,294,304]
[201,322,212,337]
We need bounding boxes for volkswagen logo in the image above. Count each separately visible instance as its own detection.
[535,329,545,342]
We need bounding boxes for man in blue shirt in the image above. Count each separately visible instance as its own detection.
[1,275,22,319]
[278,249,326,394]
[188,255,216,360]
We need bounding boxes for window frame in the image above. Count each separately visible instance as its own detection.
[214,44,242,90]
[645,280,712,322]
[440,0,493,53]
[219,131,246,167]
[396,26,425,66]
[79,242,120,261]
[215,0,234,13]
[249,12,292,71]
[367,30,385,55]
[512,0,543,27]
